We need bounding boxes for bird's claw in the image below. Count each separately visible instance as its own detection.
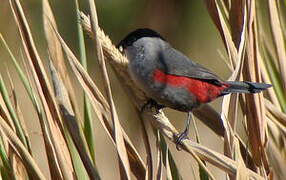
[175,132,189,151]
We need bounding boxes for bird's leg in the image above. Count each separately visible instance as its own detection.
[140,99,165,113]
[175,112,192,150]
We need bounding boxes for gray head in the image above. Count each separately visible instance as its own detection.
[117,28,169,63]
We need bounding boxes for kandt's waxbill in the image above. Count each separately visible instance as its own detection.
[117,28,271,148]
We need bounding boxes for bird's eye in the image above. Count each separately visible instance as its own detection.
[118,45,123,52]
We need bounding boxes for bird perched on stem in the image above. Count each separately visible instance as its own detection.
[117,28,271,149]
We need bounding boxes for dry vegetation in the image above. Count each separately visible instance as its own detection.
[0,0,285,179]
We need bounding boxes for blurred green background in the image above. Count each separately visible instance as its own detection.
[0,0,232,179]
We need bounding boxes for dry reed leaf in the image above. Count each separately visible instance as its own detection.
[0,122,10,158]
[268,0,286,90]
[87,1,131,178]
[0,116,45,179]
[40,97,74,179]
[265,100,286,127]
[156,132,163,180]
[268,118,286,159]
[20,48,65,180]
[204,0,227,47]
[257,48,280,108]
[204,0,238,67]
[49,60,100,179]
[6,71,31,151]
[9,0,75,178]
[42,0,80,120]
[266,114,286,145]
[42,0,65,78]
[266,139,286,180]
[242,0,268,169]
[216,1,239,68]
[221,2,247,163]
[233,138,249,180]
[10,150,27,179]
[165,145,173,180]
[229,0,244,48]
[139,115,153,180]
[145,161,150,180]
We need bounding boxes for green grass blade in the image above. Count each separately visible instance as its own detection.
[65,127,89,180]
[0,74,28,148]
[74,0,96,163]
[263,45,286,112]
[0,34,39,110]
[159,133,182,180]
[0,136,13,179]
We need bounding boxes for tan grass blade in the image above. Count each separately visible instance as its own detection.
[204,0,238,67]
[229,0,244,48]
[11,149,28,179]
[204,0,227,47]
[266,138,286,180]
[6,70,31,152]
[9,0,75,178]
[233,138,249,180]
[216,0,239,67]
[155,131,163,180]
[0,116,45,179]
[42,0,66,78]
[165,145,173,180]
[258,49,280,108]
[20,49,66,179]
[242,0,268,169]
[83,1,131,177]
[139,115,153,180]
[265,99,286,127]
[42,0,80,121]
[2,31,65,179]
[49,60,100,179]
[220,3,247,168]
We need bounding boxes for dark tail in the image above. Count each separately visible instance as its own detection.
[222,81,272,95]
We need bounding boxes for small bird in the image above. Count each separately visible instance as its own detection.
[117,28,271,148]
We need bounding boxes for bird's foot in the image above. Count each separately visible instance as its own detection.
[140,99,164,113]
[174,112,192,150]
[174,131,189,151]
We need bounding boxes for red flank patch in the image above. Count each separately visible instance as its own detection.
[153,69,229,103]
